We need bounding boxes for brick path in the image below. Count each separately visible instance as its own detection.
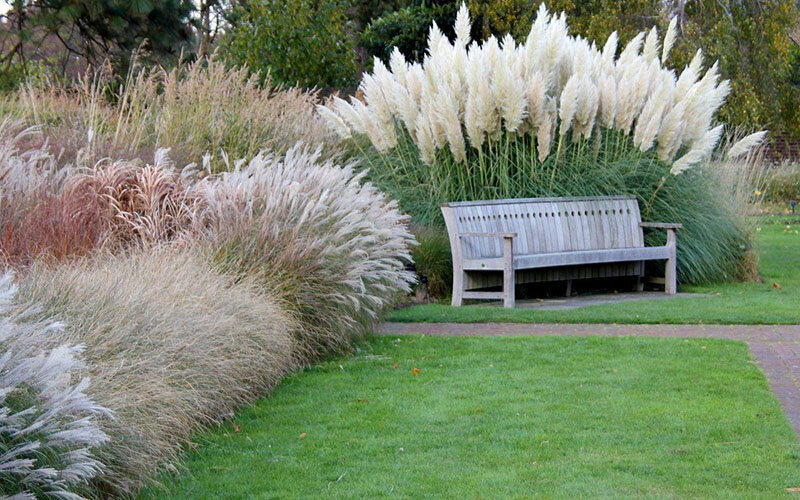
[378,323,800,437]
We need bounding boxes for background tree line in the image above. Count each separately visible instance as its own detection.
[1,0,799,136]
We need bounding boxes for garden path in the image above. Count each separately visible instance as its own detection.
[378,322,800,437]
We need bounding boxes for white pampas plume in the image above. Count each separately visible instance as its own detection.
[494,64,527,132]
[574,75,599,139]
[437,90,467,162]
[454,2,471,47]
[642,26,660,62]
[526,71,547,130]
[316,105,352,139]
[331,97,366,134]
[662,17,678,63]
[670,124,723,175]
[389,48,409,87]
[537,97,557,161]
[726,131,767,159]
[406,63,425,103]
[427,21,445,57]
[598,73,617,127]
[559,75,580,136]
[601,31,618,71]
[656,100,687,162]
[618,32,645,65]
[676,49,703,97]
[415,113,436,164]
[390,81,418,139]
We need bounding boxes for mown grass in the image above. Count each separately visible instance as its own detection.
[390,220,800,324]
[143,335,800,498]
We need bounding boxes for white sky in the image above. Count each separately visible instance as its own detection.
[0,1,8,15]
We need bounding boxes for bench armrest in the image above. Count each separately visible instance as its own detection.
[458,232,517,238]
[639,222,682,230]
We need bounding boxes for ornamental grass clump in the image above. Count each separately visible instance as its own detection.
[0,272,110,499]
[15,249,298,495]
[191,145,417,356]
[0,121,107,268]
[319,3,768,283]
[1,56,345,169]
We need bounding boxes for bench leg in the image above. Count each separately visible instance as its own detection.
[636,261,645,292]
[451,270,465,307]
[503,236,515,308]
[565,279,572,297]
[665,230,677,295]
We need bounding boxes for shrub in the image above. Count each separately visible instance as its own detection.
[319,3,768,283]
[220,0,359,88]
[0,272,110,499]
[361,1,459,63]
[191,145,417,356]
[762,162,800,203]
[15,249,298,495]
[410,226,453,298]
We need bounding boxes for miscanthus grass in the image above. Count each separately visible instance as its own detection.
[1,56,346,170]
[15,249,298,495]
[319,3,767,283]
[191,145,417,356]
[0,272,110,500]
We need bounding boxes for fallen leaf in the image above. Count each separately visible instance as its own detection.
[392,362,398,370]
[786,487,800,493]
[773,281,782,290]
[233,424,241,433]
[411,368,421,374]
[299,432,307,438]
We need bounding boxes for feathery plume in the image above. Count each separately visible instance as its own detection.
[454,2,471,47]
[726,131,767,159]
[670,124,723,175]
[662,17,678,64]
[559,75,580,136]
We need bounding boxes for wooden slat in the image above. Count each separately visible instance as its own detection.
[514,245,670,268]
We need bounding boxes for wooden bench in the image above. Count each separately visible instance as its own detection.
[441,196,682,308]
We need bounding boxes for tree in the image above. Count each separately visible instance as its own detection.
[220,0,358,88]
[667,0,800,137]
[360,0,460,63]
[0,0,195,81]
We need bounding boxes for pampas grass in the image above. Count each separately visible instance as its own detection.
[321,2,765,284]
[15,249,298,495]
[320,2,749,173]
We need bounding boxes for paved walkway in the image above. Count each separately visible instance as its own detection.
[378,323,800,436]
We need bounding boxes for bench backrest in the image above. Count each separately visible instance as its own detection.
[441,196,644,260]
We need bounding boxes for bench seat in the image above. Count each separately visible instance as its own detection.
[463,246,671,271]
[441,196,681,308]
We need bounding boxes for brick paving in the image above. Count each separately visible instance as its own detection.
[378,322,800,437]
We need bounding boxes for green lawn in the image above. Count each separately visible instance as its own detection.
[143,335,800,498]
[390,221,800,324]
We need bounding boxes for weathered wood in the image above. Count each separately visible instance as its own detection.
[503,235,515,308]
[640,222,683,230]
[665,228,677,295]
[440,196,680,306]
